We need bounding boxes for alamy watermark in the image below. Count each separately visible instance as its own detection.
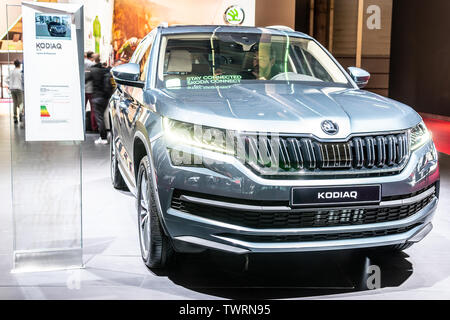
[366,264,381,290]
[66,269,81,290]
[367,5,382,30]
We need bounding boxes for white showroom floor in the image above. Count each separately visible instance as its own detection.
[1,102,450,299]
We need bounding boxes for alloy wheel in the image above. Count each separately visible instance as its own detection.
[138,170,151,261]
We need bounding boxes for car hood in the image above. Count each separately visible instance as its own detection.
[156,83,421,139]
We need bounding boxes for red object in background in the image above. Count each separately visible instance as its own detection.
[422,117,450,155]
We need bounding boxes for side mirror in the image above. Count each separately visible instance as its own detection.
[111,63,144,88]
[348,67,370,89]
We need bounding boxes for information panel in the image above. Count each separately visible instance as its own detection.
[22,2,84,141]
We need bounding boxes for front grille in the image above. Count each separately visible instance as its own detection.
[218,224,421,243]
[171,187,435,229]
[237,132,409,176]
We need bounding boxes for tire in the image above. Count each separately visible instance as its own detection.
[110,130,128,190]
[137,155,174,269]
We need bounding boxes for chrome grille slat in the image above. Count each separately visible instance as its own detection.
[240,131,410,176]
[301,138,316,169]
[278,138,290,169]
[392,135,398,164]
[287,138,303,169]
[324,144,330,168]
[318,143,324,168]
[346,142,352,167]
[364,137,375,167]
[398,134,408,163]
[247,136,259,166]
[268,137,281,168]
[332,144,337,167]
[353,137,364,168]
[400,135,406,162]
[310,139,317,169]
[386,135,395,166]
[257,136,271,167]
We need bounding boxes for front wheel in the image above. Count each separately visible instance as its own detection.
[137,155,174,269]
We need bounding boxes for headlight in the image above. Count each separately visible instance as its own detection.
[162,117,235,155]
[410,122,431,151]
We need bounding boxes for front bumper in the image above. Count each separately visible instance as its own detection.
[151,137,440,254]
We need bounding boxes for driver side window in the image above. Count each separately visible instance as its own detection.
[139,43,152,82]
[129,32,154,83]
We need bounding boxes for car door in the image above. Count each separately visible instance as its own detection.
[113,83,133,183]
[117,32,155,183]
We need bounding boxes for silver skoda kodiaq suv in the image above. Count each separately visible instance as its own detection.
[109,25,439,269]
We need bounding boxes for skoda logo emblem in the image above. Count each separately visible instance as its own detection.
[224,5,245,25]
[321,120,339,135]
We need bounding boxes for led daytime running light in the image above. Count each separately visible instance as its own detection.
[411,122,431,151]
[163,117,235,155]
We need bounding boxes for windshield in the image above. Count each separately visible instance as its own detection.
[157,32,350,89]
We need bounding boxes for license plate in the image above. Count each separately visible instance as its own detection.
[291,185,381,207]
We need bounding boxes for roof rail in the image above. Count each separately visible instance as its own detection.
[158,22,168,28]
[265,25,295,32]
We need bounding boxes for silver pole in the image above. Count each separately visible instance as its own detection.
[6,3,23,258]
[6,5,10,75]
[6,3,16,257]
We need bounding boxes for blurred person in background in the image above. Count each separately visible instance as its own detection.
[84,51,98,132]
[6,60,24,124]
[84,51,95,68]
[85,54,111,145]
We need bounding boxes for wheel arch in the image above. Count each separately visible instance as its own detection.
[133,131,171,237]
[133,134,148,184]
[108,98,118,137]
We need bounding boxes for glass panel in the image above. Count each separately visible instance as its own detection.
[158,32,350,88]
[11,138,83,272]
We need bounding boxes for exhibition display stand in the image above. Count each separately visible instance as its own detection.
[8,2,85,272]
